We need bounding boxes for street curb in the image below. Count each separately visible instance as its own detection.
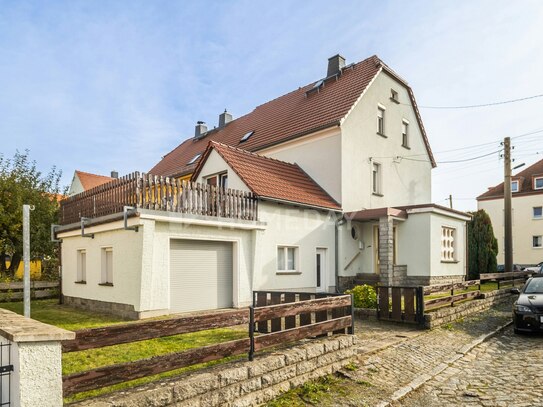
[379,319,513,407]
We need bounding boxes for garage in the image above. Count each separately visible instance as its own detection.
[169,239,234,313]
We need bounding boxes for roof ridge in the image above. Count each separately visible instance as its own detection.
[75,170,113,178]
[210,141,300,168]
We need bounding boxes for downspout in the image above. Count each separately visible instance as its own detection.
[335,213,346,293]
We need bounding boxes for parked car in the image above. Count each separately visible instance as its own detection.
[511,275,543,333]
[497,264,525,272]
[524,262,543,273]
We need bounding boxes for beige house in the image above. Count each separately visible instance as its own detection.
[67,170,117,196]
[56,54,470,318]
[477,158,543,265]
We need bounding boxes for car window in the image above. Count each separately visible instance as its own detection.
[524,279,543,294]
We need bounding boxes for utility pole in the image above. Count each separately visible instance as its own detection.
[449,194,453,209]
[503,137,513,274]
[23,204,32,318]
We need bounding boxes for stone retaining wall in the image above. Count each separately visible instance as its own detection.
[424,288,514,329]
[72,335,358,407]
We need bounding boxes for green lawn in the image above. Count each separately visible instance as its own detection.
[424,281,499,302]
[0,299,248,402]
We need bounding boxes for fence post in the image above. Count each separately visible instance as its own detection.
[249,306,255,361]
[417,286,425,326]
[348,293,355,335]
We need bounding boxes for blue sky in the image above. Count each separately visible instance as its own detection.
[1,1,543,210]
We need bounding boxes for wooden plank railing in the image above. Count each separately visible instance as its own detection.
[480,270,533,289]
[60,172,259,225]
[0,281,59,302]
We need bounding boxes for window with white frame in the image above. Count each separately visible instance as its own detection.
[372,162,382,195]
[101,247,113,285]
[534,176,543,190]
[277,246,298,272]
[377,106,385,135]
[76,249,86,282]
[206,172,228,189]
[511,180,519,193]
[402,120,409,148]
[441,227,456,261]
[534,207,542,219]
[534,236,543,248]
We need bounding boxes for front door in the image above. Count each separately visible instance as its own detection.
[316,248,327,292]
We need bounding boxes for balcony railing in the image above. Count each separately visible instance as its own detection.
[60,172,258,225]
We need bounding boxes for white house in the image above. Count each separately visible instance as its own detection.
[56,54,470,319]
[477,158,543,265]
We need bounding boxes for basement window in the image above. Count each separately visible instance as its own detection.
[240,130,254,143]
[187,153,202,165]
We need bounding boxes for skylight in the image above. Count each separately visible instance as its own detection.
[240,130,255,142]
[187,153,202,165]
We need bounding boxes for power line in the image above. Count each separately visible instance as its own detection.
[399,149,503,164]
[407,93,543,109]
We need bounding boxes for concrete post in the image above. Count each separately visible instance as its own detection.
[22,205,31,318]
[379,216,394,286]
[0,309,75,407]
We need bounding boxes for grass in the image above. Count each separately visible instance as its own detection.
[0,299,248,403]
[424,281,498,302]
[267,375,345,407]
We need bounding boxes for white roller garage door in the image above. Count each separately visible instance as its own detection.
[170,239,233,313]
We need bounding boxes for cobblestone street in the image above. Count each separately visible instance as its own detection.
[268,299,538,407]
[399,327,543,407]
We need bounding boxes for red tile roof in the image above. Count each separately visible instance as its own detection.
[193,142,341,210]
[477,158,543,200]
[150,55,435,178]
[75,170,114,191]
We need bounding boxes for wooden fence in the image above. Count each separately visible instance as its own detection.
[423,270,534,311]
[62,293,354,397]
[376,286,424,324]
[60,172,258,225]
[0,281,59,302]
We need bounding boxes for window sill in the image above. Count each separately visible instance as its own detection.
[402,144,411,150]
[372,192,384,197]
[98,282,114,287]
[74,281,86,284]
[276,271,302,275]
[441,260,460,264]
[376,132,387,138]
[389,97,400,104]
[532,247,543,250]
[533,217,542,220]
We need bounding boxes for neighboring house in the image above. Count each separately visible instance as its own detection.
[477,158,543,265]
[68,170,118,196]
[56,54,470,319]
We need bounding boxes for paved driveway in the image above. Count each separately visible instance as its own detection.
[399,327,543,407]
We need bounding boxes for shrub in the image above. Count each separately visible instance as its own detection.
[345,284,377,309]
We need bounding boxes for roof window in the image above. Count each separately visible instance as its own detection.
[240,131,255,143]
[187,153,202,165]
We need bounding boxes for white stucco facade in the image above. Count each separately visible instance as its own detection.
[478,194,543,265]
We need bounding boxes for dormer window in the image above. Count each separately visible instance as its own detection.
[511,180,519,193]
[390,89,399,103]
[534,176,543,190]
[187,153,202,165]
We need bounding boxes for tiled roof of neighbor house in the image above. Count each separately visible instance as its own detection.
[477,158,543,200]
[75,170,114,191]
[150,55,436,178]
[193,142,341,210]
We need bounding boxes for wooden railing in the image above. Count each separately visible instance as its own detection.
[376,286,424,325]
[60,172,258,224]
[0,281,59,302]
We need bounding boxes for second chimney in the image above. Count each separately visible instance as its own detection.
[327,54,346,77]
[219,109,232,127]
[195,121,208,138]
[111,170,119,179]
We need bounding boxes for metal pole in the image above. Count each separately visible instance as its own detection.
[23,204,31,318]
[449,194,453,209]
[503,137,513,274]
